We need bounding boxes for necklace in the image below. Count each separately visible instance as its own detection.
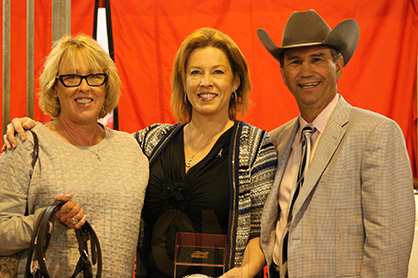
[58,118,101,160]
[185,123,226,168]
[185,157,195,168]
[185,126,203,168]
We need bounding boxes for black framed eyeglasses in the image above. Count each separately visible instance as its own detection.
[57,73,108,87]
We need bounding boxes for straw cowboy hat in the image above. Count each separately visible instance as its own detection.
[257,9,360,66]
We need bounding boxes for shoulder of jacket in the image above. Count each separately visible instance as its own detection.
[237,121,266,137]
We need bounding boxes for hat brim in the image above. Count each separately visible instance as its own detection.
[257,19,359,66]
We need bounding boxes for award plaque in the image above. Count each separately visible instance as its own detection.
[174,232,227,277]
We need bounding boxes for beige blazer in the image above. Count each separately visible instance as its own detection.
[261,96,415,278]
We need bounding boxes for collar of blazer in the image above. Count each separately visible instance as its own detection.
[291,96,351,220]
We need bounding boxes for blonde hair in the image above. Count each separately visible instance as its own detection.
[171,28,251,122]
[39,34,121,119]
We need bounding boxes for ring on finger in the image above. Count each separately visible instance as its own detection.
[71,217,79,225]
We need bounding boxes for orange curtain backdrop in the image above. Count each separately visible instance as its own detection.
[0,0,95,128]
[1,0,417,176]
[110,0,418,176]
[0,0,33,131]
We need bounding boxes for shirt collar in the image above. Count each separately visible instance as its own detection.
[298,93,339,135]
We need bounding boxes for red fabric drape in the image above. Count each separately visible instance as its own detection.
[110,0,418,176]
[1,0,418,177]
[0,0,95,128]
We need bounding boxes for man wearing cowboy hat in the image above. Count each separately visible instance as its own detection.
[257,9,415,278]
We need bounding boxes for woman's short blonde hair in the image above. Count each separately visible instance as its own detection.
[171,28,252,122]
[39,34,121,119]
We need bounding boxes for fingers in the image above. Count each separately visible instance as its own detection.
[70,215,87,229]
[12,117,28,141]
[2,117,37,151]
[3,123,17,150]
[60,200,85,228]
[22,117,37,129]
[54,193,73,203]
[2,134,10,152]
[54,196,87,229]
[2,117,35,151]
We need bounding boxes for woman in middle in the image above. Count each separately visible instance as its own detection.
[135,27,277,277]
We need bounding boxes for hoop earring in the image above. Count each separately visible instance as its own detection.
[231,90,237,103]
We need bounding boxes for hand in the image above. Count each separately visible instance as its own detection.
[54,194,87,229]
[1,117,37,151]
[218,237,265,278]
[218,267,245,278]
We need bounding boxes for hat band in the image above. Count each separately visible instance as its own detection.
[282,41,324,49]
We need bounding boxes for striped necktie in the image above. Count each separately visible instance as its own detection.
[280,124,316,278]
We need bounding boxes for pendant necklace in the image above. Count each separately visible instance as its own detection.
[185,157,194,168]
[58,118,101,161]
[185,126,198,168]
[185,123,225,168]
[185,125,206,168]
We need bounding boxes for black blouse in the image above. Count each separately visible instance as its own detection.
[141,126,232,277]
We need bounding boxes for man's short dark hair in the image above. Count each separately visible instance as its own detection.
[279,46,342,67]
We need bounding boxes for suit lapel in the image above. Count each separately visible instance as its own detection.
[264,119,298,218]
[292,97,352,217]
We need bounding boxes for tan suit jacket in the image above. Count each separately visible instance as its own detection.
[261,96,415,277]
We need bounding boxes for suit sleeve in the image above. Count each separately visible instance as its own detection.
[361,119,415,277]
